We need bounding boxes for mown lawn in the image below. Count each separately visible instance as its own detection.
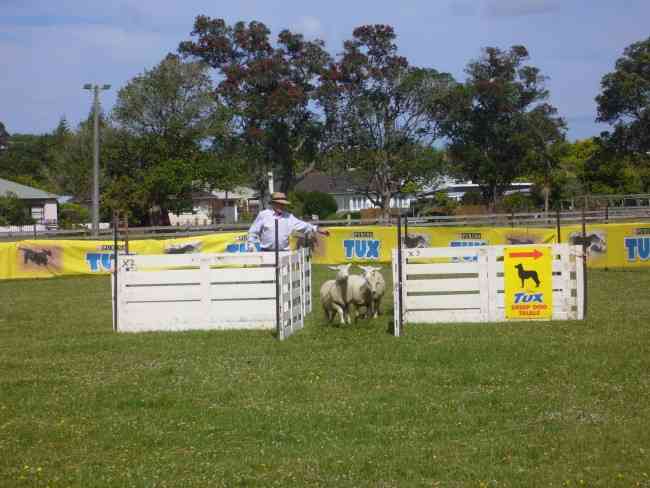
[1,266,649,487]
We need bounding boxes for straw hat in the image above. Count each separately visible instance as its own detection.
[270,192,291,205]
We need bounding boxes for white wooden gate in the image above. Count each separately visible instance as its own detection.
[277,248,312,340]
[392,244,584,335]
[112,248,311,339]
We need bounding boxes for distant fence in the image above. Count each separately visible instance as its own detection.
[391,244,584,336]
[0,223,51,236]
[4,207,650,240]
[113,248,311,340]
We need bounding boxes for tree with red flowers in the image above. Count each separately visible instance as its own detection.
[179,17,331,201]
[318,25,453,217]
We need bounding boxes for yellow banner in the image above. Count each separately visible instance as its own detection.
[561,222,650,269]
[305,225,557,264]
[504,246,553,320]
[0,232,248,280]
[2,222,650,281]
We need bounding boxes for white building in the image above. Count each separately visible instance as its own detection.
[294,171,414,214]
[423,178,533,202]
[168,187,257,225]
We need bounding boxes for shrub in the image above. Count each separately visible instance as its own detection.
[461,190,484,206]
[0,192,33,226]
[289,191,337,219]
[498,193,537,213]
[422,193,458,216]
[59,203,91,229]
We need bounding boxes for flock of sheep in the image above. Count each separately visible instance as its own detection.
[320,264,386,325]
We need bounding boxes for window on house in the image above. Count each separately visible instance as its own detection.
[31,206,44,224]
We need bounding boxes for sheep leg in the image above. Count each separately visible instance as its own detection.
[348,304,357,324]
[357,306,368,319]
[331,303,346,325]
[322,306,332,323]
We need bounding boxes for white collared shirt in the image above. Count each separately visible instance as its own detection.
[247,209,317,251]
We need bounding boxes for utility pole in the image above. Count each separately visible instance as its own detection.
[83,83,111,237]
[267,171,274,206]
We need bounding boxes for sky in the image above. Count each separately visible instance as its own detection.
[1,0,648,141]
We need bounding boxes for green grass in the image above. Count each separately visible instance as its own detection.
[1,267,650,487]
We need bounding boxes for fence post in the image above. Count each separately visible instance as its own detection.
[275,219,282,340]
[556,207,561,244]
[112,211,119,332]
[396,214,404,336]
[581,199,588,319]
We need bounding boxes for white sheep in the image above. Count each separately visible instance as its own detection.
[337,267,384,323]
[343,273,372,323]
[320,264,352,325]
[358,265,386,319]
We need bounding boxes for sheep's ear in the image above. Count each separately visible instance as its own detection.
[358,265,370,272]
[328,266,339,271]
[371,266,383,271]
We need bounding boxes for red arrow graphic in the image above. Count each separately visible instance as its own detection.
[509,249,543,260]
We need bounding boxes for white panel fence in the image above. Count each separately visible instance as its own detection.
[392,244,584,335]
[112,248,311,340]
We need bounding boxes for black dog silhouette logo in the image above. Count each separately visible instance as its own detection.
[514,263,541,288]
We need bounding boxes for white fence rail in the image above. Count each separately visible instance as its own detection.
[392,244,584,334]
[112,248,311,339]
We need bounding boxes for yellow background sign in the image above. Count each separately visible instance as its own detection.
[504,246,553,320]
[1,222,650,281]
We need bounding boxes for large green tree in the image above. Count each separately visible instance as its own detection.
[108,54,229,225]
[437,46,565,210]
[523,104,568,213]
[319,25,452,216]
[596,36,650,158]
[0,132,53,189]
[0,118,84,195]
[179,17,331,200]
[560,138,650,197]
[42,117,94,199]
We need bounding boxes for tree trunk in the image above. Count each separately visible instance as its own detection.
[159,206,171,226]
[257,174,269,211]
[489,185,498,213]
[381,191,392,222]
[543,184,550,218]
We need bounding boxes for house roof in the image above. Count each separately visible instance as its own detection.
[0,177,60,200]
[294,170,362,194]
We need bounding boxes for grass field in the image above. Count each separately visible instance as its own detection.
[1,266,650,487]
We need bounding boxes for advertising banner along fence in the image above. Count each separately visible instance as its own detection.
[1,222,650,281]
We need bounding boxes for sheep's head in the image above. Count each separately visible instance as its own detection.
[329,264,352,283]
[359,266,383,298]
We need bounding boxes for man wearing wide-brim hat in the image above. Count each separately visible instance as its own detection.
[247,192,330,252]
